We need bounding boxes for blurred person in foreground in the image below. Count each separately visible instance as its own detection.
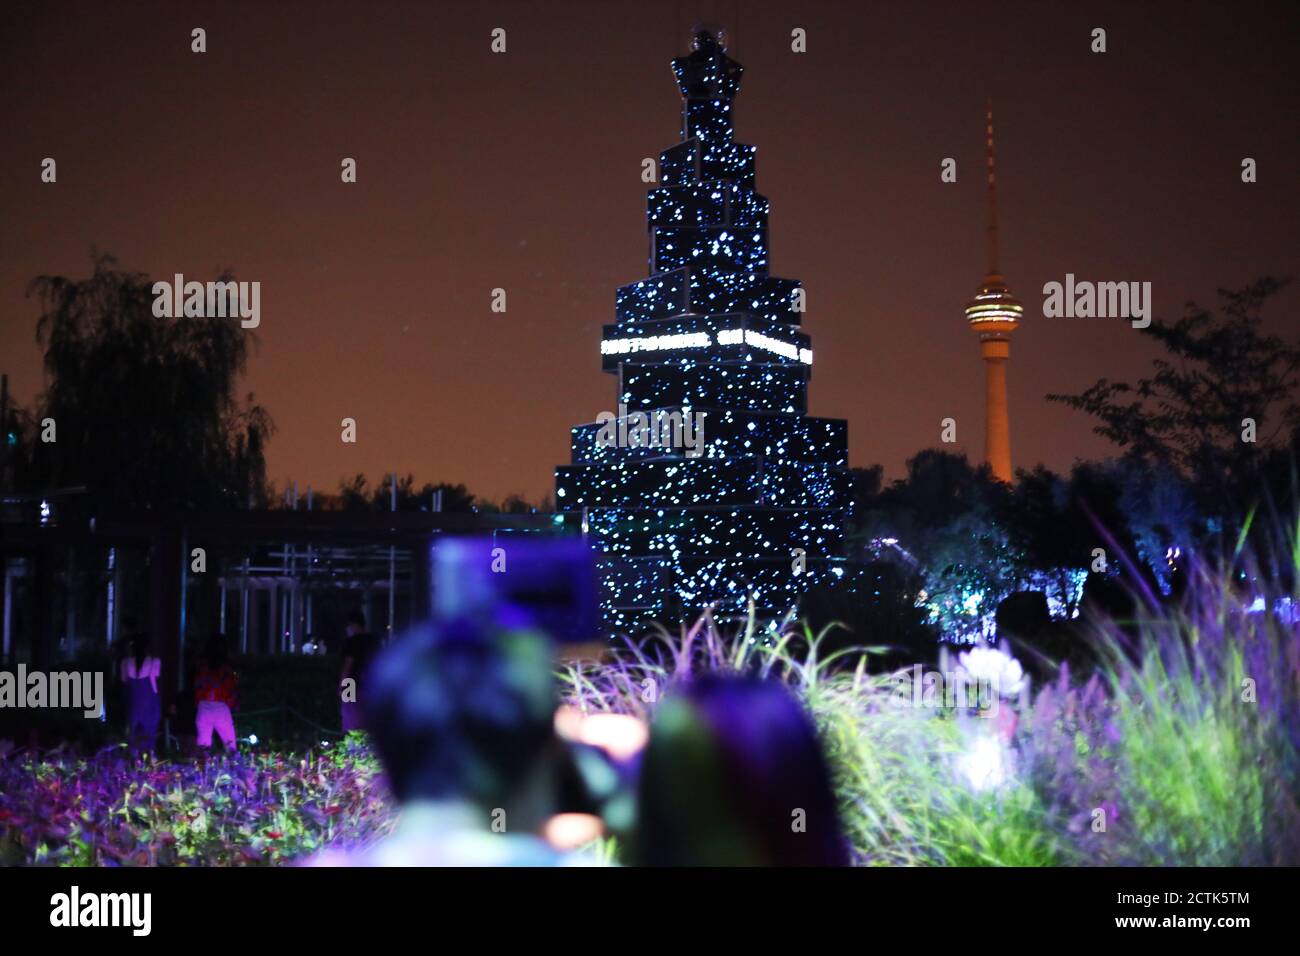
[634,675,849,866]
[308,617,601,866]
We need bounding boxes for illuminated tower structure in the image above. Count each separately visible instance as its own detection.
[964,103,1023,483]
[556,28,854,635]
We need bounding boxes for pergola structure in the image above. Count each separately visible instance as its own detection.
[1,492,580,690]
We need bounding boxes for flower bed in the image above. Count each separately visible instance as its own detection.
[0,737,395,866]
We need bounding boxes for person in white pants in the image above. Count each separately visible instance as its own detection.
[194,635,240,751]
[196,699,237,749]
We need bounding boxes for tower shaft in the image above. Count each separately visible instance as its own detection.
[981,340,1012,482]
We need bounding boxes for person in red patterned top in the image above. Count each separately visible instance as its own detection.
[195,634,239,751]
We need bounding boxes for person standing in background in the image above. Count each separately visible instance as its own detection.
[120,631,161,752]
[195,635,239,752]
[340,610,378,733]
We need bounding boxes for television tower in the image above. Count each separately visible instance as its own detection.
[964,101,1023,483]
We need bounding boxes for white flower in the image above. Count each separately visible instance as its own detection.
[957,735,1010,791]
[956,644,1026,698]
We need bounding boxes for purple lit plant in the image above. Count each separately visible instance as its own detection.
[0,738,396,866]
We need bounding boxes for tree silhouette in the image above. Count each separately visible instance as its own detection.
[1048,277,1299,505]
[28,253,272,512]
[334,472,550,514]
[337,473,477,513]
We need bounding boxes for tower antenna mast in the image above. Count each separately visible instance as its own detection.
[986,99,999,276]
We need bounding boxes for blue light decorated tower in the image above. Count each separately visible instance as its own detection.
[556,28,854,635]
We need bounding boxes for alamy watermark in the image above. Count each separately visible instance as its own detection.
[151,273,260,328]
[595,404,706,458]
[50,886,151,936]
[0,664,103,718]
[893,664,1000,715]
[1042,273,1151,328]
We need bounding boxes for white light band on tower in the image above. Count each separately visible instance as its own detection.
[601,332,712,355]
[603,328,813,364]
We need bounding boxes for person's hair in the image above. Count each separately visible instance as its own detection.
[362,618,555,806]
[202,634,229,671]
[345,610,367,632]
[635,675,849,866]
[127,632,151,671]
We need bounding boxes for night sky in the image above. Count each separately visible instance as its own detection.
[2,0,1296,504]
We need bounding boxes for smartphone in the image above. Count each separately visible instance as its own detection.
[430,535,600,646]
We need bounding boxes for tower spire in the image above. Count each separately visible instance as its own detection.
[985,99,998,276]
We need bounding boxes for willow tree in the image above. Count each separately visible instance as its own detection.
[29,254,272,512]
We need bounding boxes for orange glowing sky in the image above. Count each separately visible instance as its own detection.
[2,0,1297,504]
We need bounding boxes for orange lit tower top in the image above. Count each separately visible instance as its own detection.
[964,101,1022,483]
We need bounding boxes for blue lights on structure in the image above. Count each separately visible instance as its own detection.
[556,29,856,635]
